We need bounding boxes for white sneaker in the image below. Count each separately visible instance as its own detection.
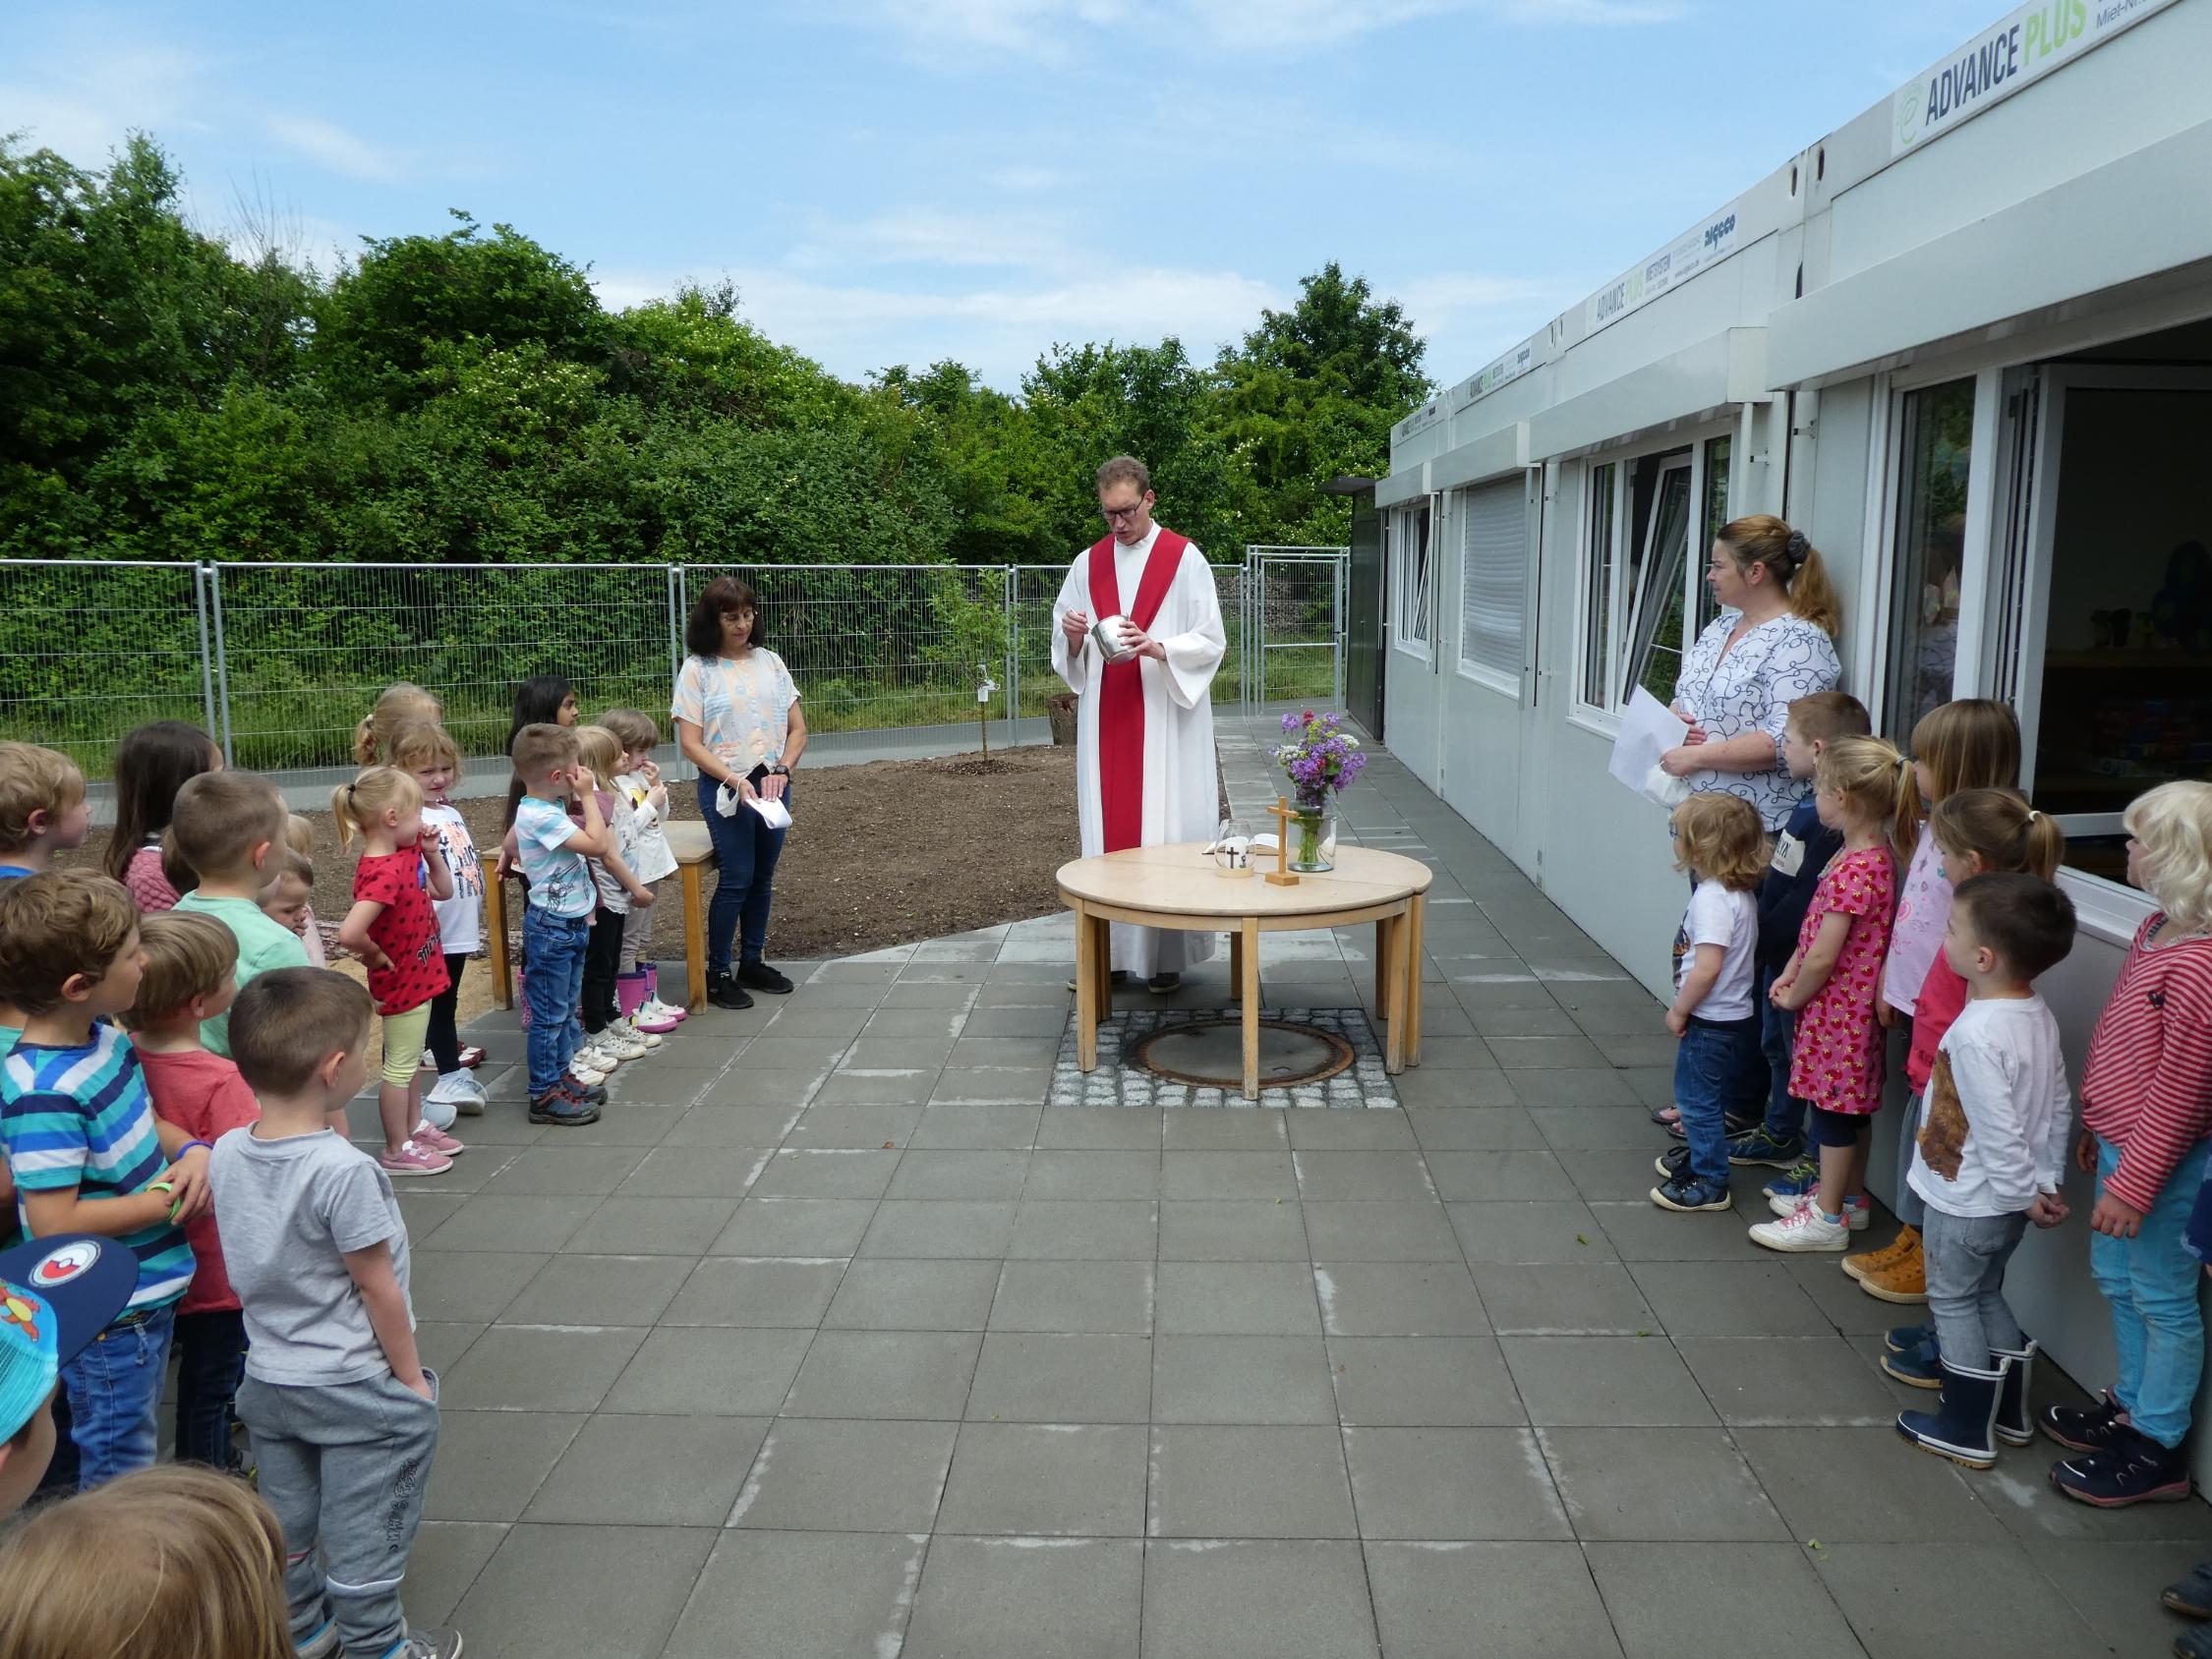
[1749,1202,1853,1253]
[611,1015,662,1051]
[567,1056,611,1086]
[426,1070,488,1116]
[1766,1190,1872,1230]
[577,1042,621,1072]
[640,996,686,1026]
[594,1029,650,1062]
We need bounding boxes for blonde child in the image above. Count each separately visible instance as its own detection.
[572,724,659,1073]
[1750,735,1914,1253]
[0,742,91,880]
[1848,699,2023,1297]
[2041,780,2212,1507]
[331,768,459,1177]
[123,911,260,1475]
[100,721,221,912]
[388,720,489,1115]
[600,708,685,1029]
[0,1463,300,1659]
[1651,792,1769,1213]
[258,849,314,941]
[353,682,442,768]
[277,815,326,966]
[170,772,310,1058]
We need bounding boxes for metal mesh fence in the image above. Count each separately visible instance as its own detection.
[0,555,1340,779]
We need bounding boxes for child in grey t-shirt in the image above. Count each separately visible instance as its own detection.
[209,968,460,1659]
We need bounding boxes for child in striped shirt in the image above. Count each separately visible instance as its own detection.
[0,873,212,1492]
[2044,780,2212,1508]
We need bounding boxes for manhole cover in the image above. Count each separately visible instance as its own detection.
[1131,1019,1355,1090]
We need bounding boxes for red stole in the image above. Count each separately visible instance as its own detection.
[1090,528,1191,853]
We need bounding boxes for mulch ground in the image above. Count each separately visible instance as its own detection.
[65,745,1082,969]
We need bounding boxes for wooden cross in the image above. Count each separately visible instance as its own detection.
[1264,795,1301,887]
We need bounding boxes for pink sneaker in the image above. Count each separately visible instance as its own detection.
[378,1139,454,1177]
[411,1121,467,1158]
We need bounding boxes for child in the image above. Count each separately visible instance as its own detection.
[1735,692,1870,1190]
[211,969,462,1659]
[100,720,221,913]
[0,872,210,1490]
[1891,873,2076,1467]
[572,724,659,1073]
[1651,792,1768,1213]
[508,722,608,1125]
[601,707,685,1030]
[501,673,580,842]
[331,768,460,1177]
[1847,699,2022,1298]
[2044,779,2212,1507]
[1749,735,1912,1253]
[353,682,442,768]
[169,772,310,1057]
[259,847,320,964]
[281,815,327,966]
[0,1230,134,1516]
[389,719,489,1116]
[123,910,260,1474]
[0,1463,302,1658]
[0,742,91,879]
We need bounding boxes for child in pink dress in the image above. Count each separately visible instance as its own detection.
[1752,735,1912,1253]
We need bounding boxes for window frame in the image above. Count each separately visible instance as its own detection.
[1389,496,1435,662]
[1453,473,1529,699]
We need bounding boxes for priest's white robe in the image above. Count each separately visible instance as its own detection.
[1050,524,1226,977]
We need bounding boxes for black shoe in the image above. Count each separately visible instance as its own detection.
[2052,1423,2193,1507]
[2040,1391,2129,1454]
[531,1089,602,1126]
[2162,1562,2212,1620]
[1653,1144,1692,1180]
[1147,972,1182,995]
[707,972,754,1010]
[2179,1622,2212,1659]
[737,960,794,995]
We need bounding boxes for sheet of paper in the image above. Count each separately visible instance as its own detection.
[1607,686,1689,797]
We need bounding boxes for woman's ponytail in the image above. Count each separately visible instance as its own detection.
[1785,545,1844,638]
[1717,516,1844,638]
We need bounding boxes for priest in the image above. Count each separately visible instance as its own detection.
[1052,455,1227,993]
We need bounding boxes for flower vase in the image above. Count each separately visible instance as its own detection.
[1292,804,1336,873]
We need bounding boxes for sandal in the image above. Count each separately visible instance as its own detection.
[1650,1106,1682,1127]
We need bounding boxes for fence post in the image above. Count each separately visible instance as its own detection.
[1335,553,1347,706]
[665,565,682,685]
[207,564,234,764]
[1002,566,1018,737]
[193,564,218,740]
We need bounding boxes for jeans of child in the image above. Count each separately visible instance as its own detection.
[1675,1013,1764,1186]
[173,1307,249,1470]
[239,1368,440,1659]
[581,905,627,1033]
[523,907,591,1096]
[1922,1207,2027,1362]
[1757,964,1807,1144]
[1893,1093,1929,1230]
[424,952,471,1072]
[2091,1135,2212,1449]
[698,775,791,976]
[60,1304,175,1491]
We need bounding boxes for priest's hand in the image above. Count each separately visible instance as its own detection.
[1061,608,1091,648]
[1117,621,1167,661]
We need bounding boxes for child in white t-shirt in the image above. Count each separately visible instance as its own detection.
[600,708,685,1030]
[390,720,487,1116]
[1653,792,1770,1214]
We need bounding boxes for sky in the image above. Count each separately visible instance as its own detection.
[2,2,2006,394]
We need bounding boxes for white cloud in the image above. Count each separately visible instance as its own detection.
[265,114,407,184]
[0,40,210,166]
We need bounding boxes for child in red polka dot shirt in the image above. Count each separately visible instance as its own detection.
[332,767,458,1178]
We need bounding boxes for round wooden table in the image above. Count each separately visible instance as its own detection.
[1056,842,1434,1101]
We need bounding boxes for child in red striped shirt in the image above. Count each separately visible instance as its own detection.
[2044,780,2212,1508]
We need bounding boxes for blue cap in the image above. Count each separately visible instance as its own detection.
[0,1235,135,1443]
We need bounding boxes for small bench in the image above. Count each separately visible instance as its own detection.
[484,819,720,1012]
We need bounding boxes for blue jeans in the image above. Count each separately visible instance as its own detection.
[523,906,591,1096]
[1893,1094,1928,1230]
[174,1307,249,1470]
[1675,1014,1764,1185]
[2091,1135,2212,1449]
[1757,964,1807,1144]
[60,1304,175,1491]
[698,775,791,975]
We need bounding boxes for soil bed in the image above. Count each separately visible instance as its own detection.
[63,746,1081,968]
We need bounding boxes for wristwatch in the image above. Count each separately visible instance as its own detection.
[767,765,790,776]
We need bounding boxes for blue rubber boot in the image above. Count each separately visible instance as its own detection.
[1897,1355,2008,1469]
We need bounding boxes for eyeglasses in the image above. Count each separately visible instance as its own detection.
[1101,503,1145,523]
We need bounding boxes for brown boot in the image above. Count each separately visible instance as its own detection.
[1859,1230,1929,1304]
[1841,1223,1918,1284]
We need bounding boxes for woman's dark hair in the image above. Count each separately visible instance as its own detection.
[104,721,218,884]
[502,675,574,830]
[685,577,764,658]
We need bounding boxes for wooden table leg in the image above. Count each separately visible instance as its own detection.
[1229,927,1245,1003]
[1403,892,1426,1066]
[1373,915,1396,1027]
[487,873,512,1011]
[1241,916,1260,1102]
[681,861,709,1011]
[1075,901,1099,1071]
[1383,902,1411,1073]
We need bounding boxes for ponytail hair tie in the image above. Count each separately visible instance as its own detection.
[2028,809,2043,823]
[1784,529,1810,562]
